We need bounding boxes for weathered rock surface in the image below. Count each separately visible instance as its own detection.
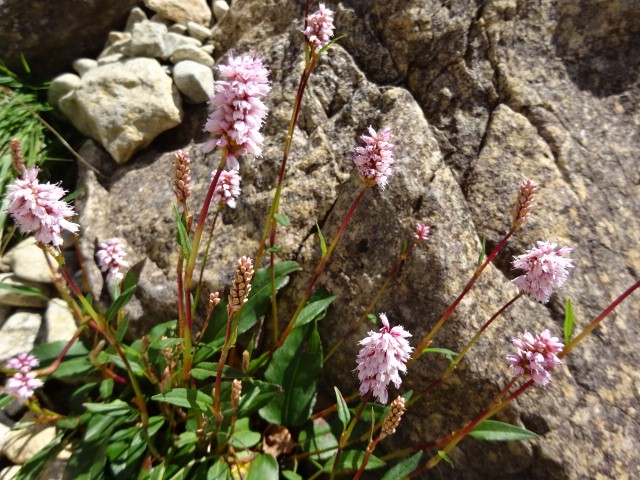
[68,0,640,479]
[0,311,43,364]
[58,58,183,164]
[0,274,49,308]
[173,60,215,103]
[2,238,54,284]
[45,298,77,343]
[2,413,57,464]
[0,0,139,77]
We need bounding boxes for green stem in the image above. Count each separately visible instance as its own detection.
[331,393,371,480]
[411,229,514,362]
[278,186,369,347]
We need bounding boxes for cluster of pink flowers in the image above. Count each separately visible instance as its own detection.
[512,241,574,303]
[4,353,43,401]
[415,223,430,242]
[203,54,271,170]
[355,313,413,404]
[506,329,564,387]
[352,126,396,189]
[304,3,335,50]
[6,168,79,247]
[96,238,129,283]
[212,170,242,209]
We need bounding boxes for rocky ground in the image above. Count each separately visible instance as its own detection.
[1,0,639,479]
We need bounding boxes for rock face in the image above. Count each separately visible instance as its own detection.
[0,0,139,77]
[143,0,211,25]
[70,0,639,479]
[58,58,183,164]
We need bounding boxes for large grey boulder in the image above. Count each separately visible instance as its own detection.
[58,57,183,164]
[74,0,640,479]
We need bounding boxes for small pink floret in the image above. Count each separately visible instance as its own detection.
[507,329,564,387]
[304,3,335,50]
[5,353,39,373]
[212,170,242,209]
[5,168,79,247]
[355,313,413,404]
[96,239,129,283]
[415,223,430,241]
[6,371,44,401]
[512,241,573,303]
[352,126,396,189]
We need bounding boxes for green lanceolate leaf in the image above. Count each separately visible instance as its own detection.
[334,387,350,431]
[295,293,337,327]
[0,282,48,300]
[564,298,574,345]
[84,399,132,416]
[15,432,65,480]
[206,460,230,479]
[381,452,423,480]
[316,222,327,255]
[274,213,291,227]
[227,417,261,449]
[152,388,213,411]
[421,347,459,365]
[190,362,246,380]
[246,454,279,480]
[298,418,339,461]
[237,379,280,418]
[322,450,385,474]
[477,236,487,266]
[282,471,303,480]
[174,206,191,261]
[122,258,145,292]
[469,419,541,441]
[438,450,454,467]
[106,285,137,323]
[259,322,322,426]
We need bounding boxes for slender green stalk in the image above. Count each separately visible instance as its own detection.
[411,229,514,362]
[278,186,369,347]
[330,393,371,480]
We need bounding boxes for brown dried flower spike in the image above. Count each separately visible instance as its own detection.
[174,150,192,204]
[10,139,25,175]
[380,396,405,440]
[512,179,538,230]
[228,256,254,311]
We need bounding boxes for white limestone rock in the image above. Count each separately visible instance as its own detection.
[58,58,183,164]
[168,23,188,34]
[170,45,214,67]
[212,0,229,22]
[2,413,56,465]
[187,21,212,42]
[3,238,54,284]
[47,73,80,108]
[0,466,20,480]
[0,273,48,308]
[72,58,98,77]
[125,6,148,32]
[163,32,201,59]
[130,20,168,58]
[144,0,212,26]
[0,310,42,364]
[173,60,214,104]
[45,298,77,343]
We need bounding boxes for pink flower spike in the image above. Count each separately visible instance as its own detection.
[304,3,335,50]
[5,353,39,373]
[5,168,79,247]
[512,241,574,303]
[5,371,44,401]
[415,223,430,242]
[212,170,242,208]
[355,313,413,404]
[352,126,395,189]
[506,329,564,387]
[96,238,129,284]
[203,54,271,168]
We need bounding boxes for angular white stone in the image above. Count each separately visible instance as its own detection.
[187,21,212,42]
[3,237,54,284]
[163,31,201,59]
[0,310,42,364]
[168,23,188,34]
[144,0,212,26]
[58,58,183,164]
[48,73,81,108]
[130,20,168,58]
[173,60,214,103]
[45,298,77,343]
[170,45,214,67]
[72,58,98,77]
[2,413,56,465]
[212,0,229,22]
[125,6,148,32]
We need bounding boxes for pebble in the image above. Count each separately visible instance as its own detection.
[3,238,54,284]
[187,21,212,42]
[125,6,148,32]
[48,73,81,108]
[2,413,57,465]
[0,310,43,364]
[45,298,77,343]
[168,23,188,34]
[130,21,168,59]
[170,45,214,67]
[0,466,20,480]
[173,60,214,103]
[212,0,229,22]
